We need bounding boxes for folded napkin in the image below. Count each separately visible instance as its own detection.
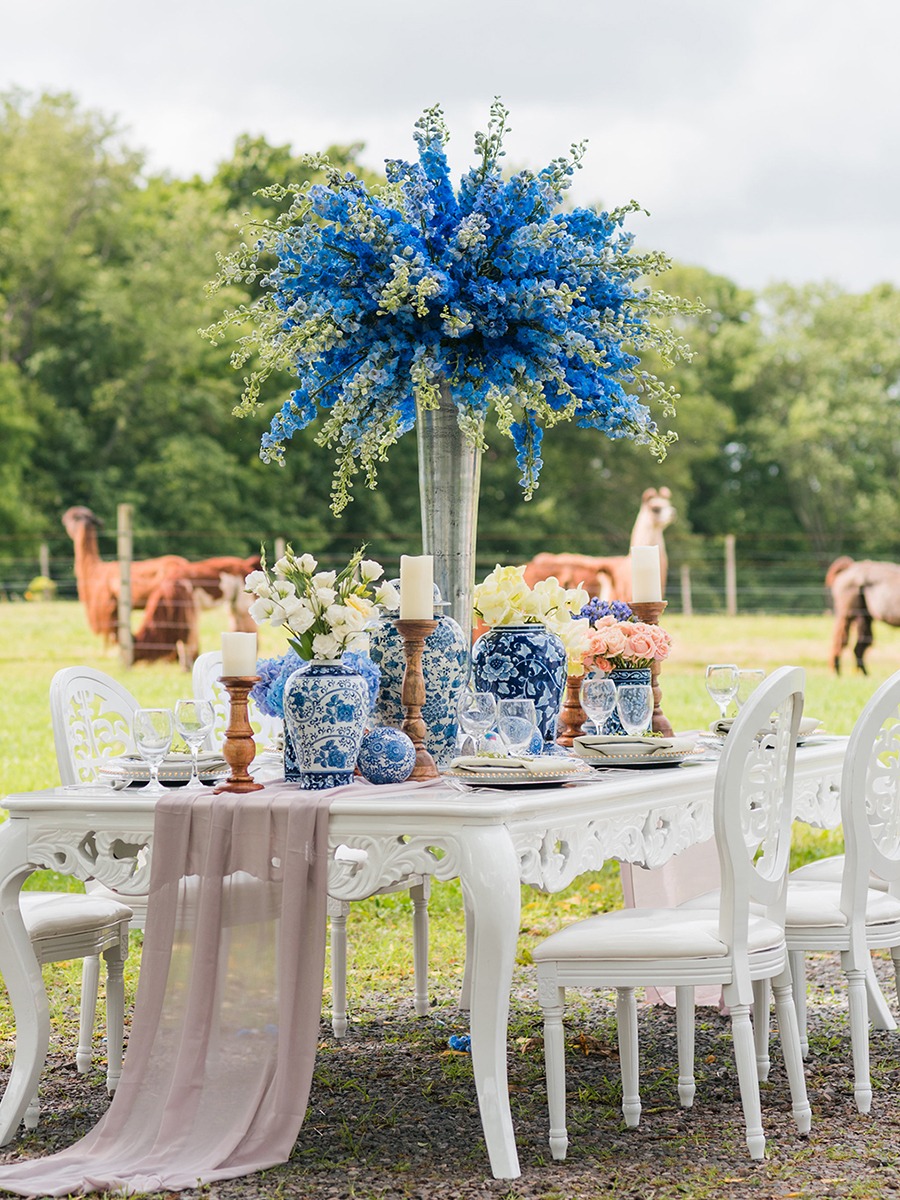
[573,735,697,758]
[449,755,577,774]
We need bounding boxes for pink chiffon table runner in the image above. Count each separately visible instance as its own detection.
[0,780,364,1196]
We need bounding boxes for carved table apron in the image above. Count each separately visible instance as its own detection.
[0,739,845,1180]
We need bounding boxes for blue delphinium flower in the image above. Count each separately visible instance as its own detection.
[579,598,636,626]
[207,101,699,515]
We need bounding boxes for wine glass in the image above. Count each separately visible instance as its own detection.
[457,690,498,755]
[615,684,654,738]
[174,699,215,789]
[705,663,739,721]
[132,708,175,793]
[496,698,538,757]
[735,668,766,709]
[580,676,617,736]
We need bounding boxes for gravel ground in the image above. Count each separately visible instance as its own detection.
[3,953,900,1200]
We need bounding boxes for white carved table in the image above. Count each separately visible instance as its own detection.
[0,738,845,1179]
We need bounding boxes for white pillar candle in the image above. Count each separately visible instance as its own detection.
[221,631,258,676]
[399,554,434,619]
[630,545,662,603]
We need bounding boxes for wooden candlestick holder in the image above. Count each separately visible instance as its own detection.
[394,618,440,780]
[556,674,588,748]
[213,677,265,794]
[627,600,674,737]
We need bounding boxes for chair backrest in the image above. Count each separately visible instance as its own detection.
[714,665,805,978]
[192,650,283,750]
[841,669,900,926]
[49,666,141,785]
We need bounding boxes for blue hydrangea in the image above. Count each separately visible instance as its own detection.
[208,101,697,514]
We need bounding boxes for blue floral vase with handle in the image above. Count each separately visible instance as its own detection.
[369,585,469,767]
[471,623,568,744]
[282,659,369,789]
[602,665,652,736]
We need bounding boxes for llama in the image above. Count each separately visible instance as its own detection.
[826,555,900,674]
[522,487,676,601]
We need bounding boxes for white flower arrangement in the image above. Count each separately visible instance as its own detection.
[245,546,398,661]
[473,564,592,674]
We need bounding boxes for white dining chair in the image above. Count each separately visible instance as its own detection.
[191,650,432,1037]
[534,666,809,1162]
[20,891,132,1130]
[782,668,900,1110]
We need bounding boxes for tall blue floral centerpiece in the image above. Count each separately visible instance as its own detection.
[472,565,592,743]
[205,101,697,642]
[245,547,396,789]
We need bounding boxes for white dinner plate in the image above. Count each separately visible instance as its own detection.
[99,753,229,786]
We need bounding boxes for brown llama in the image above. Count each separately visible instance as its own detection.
[522,487,676,601]
[826,555,900,674]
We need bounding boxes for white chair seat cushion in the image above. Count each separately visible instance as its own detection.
[20,892,133,941]
[789,855,889,892]
[784,880,900,929]
[532,907,784,963]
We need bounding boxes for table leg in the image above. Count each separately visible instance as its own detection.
[457,825,521,1180]
[0,822,50,1146]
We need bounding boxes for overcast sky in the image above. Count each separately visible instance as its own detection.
[3,0,898,293]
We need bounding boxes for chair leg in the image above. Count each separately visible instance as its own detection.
[540,982,569,1160]
[103,928,128,1095]
[675,985,695,1107]
[327,898,350,1038]
[789,949,809,1057]
[410,881,430,1017]
[729,1002,766,1160]
[77,954,101,1073]
[616,987,641,1128]
[771,970,812,1135]
[843,959,873,1114]
[752,978,770,1081]
[866,955,896,1030]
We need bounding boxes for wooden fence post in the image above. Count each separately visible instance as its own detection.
[117,503,134,667]
[274,537,286,561]
[39,542,50,580]
[725,534,737,617]
[680,564,693,617]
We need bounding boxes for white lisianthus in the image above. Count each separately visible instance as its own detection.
[248,596,279,625]
[315,586,337,607]
[312,631,342,660]
[244,570,270,595]
[359,559,383,583]
[297,553,318,574]
[282,603,315,636]
[375,581,400,611]
[272,555,293,577]
[271,579,299,601]
[312,570,336,588]
[557,617,593,676]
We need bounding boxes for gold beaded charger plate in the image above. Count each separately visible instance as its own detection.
[573,735,703,770]
[445,755,595,788]
[100,752,230,786]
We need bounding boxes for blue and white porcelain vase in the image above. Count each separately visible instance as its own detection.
[282,659,369,789]
[369,588,469,766]
[471,623,568,743]
[602,665,653,736]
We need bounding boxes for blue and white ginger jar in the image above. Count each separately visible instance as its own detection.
[282,659,369,790]
[471,623,567,743]
[602,665,653,736]
[369,585,469,766]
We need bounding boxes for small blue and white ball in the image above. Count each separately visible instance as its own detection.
[356,727,416,784]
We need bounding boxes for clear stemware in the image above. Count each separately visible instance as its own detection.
[705,663,739,721]
[132,708,175,793]
[615,684,654,738]
[496,698,538,757]
[174,699,215,789]
[457,690,498,755]
[735,668,766,709]
[580,675,617,736]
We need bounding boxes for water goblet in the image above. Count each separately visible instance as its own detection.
[496,698,538,757]
[615,684,654,738]
[457,690,498,755]
[705,663,739,721]
[735,668,766,709]
[174,699,215,789]
[580,675,617,736]
[133,708,175,793]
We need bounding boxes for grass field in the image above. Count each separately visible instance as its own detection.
[1,600,897,1044]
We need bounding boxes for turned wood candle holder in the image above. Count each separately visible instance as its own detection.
[213,677,265,794]
[627,600,674,737]
[556,674,588,748]
[394,618,440,780]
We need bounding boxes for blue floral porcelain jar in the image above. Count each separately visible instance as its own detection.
[369,585,469,766]
[356,727,416,784]
[282,659,369,789]
[471,623,568,743]
[602,665,653,736]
